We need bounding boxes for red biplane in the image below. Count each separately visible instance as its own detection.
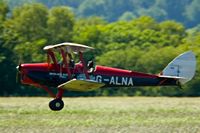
[16,42,196,111]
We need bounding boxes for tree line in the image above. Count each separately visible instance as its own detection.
[0,1,200,96]
[4,0,200,28]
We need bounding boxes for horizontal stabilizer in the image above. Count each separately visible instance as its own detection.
[58,79,105,91]
[159,75,186,79]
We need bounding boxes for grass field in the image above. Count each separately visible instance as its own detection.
[0,97,200,133]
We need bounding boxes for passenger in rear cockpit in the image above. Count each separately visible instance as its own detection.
[87,60,94,74]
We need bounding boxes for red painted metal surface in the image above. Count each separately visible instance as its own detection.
[21,63,49,71]
[21,62,84,73]
[94,65,158,78]
[21,62,158,78]
[56,89,64,99]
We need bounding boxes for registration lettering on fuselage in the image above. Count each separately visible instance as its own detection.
[48,72,134,86]
[95,75,134,86]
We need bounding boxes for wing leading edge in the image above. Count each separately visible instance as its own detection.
[43,42,94,53]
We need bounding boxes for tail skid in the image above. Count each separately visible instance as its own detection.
[160,51,196,84]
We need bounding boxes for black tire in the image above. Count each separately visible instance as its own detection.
[49,99,64,111]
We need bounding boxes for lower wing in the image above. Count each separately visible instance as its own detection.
[58,79,105,91]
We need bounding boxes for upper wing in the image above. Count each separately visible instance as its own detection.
[43,42,94,53]
[58,79,105,91]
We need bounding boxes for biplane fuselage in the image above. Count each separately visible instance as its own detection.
[20,63,177,90]
[16,42,196,111]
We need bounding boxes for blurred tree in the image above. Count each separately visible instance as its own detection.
[35,0,83,8]
[158,20,187,46]
[96,46,142,70]
[155,0,190,21]
[118,12,136,21]
[72,16,107,58]
[135,46,182,73]
[11,3,48,41]
[77,0,106,18]
[0,1,200,96]
[0,0,9,21]
[138,6,167,21]
[184,0,200,27]
[77,0,136,21]
[2,3,49,64]
[4,0,200,28]
[47,6,75,44]
[0,1,18,96]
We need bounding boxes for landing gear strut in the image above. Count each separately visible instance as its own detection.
[49,89,65,111]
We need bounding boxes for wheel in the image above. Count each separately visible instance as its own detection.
[49,98,64,111]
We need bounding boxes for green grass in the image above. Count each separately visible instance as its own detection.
[0,97,200,133]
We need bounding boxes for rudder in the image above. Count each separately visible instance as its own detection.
[161,51,196,84]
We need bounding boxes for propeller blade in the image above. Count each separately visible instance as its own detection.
[16,64,21,83]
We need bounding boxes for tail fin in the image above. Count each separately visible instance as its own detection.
[161,51,196,84]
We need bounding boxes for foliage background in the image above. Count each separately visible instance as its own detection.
[0,0,200,96]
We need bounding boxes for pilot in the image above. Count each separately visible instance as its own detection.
[67,53,75,68]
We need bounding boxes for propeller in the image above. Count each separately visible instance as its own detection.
[16,55,23,83]
[16,64,21,83]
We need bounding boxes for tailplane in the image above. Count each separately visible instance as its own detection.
[160,51,196,84]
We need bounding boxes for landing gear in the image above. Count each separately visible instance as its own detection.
[49,89,65,111]
[49,98,64,111]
